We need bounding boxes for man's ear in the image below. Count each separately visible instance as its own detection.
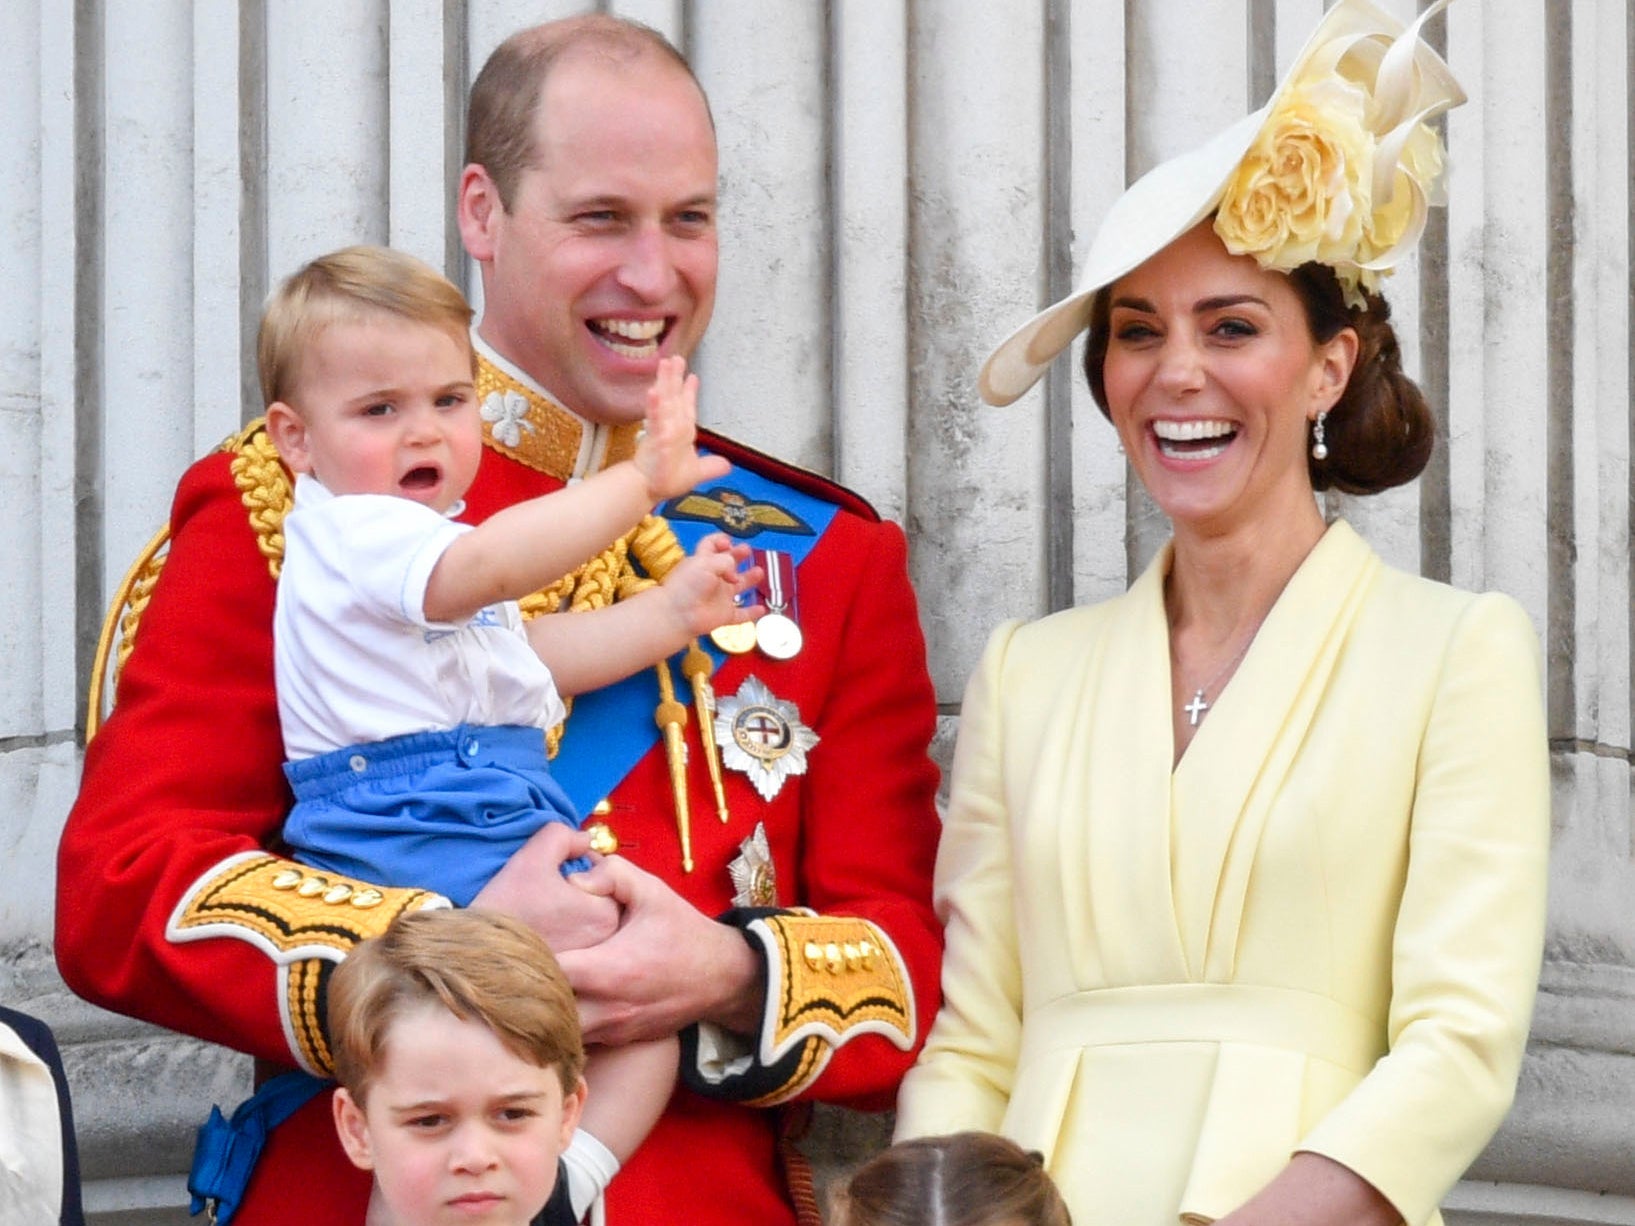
[332,1087,375,1172]
[457,164,503,263]
[1312,326,1360,416]
[265,401,312,474]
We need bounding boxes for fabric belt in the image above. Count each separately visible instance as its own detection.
[1019,982,1383,1074]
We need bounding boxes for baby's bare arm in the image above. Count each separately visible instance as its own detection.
[527,535,762,695]
[425,357,728,624]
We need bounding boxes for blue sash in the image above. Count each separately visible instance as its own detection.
[548,458,838,812]
[189,1072,328,1225]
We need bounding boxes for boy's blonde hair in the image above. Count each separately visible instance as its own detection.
[327,908,585,1104]
[830,1133,1073,1226]
[258,245,473,409]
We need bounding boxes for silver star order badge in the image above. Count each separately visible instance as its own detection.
[713,675,819,802]
[728,822,778,908]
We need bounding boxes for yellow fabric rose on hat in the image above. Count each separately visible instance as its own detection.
[1359,120,1445,264]
[1215,77,1375,299]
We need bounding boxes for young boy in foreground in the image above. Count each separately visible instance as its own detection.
[328,907,669,1226]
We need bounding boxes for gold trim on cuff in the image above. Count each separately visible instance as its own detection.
[743,913,918,1102]
[170,854,448,960]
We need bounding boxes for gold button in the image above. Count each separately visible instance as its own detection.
[350,889,384,909]
[272,869,303,891]
[586,822,619,855]
[591,799,614,817]
[323,884,353,905]
[804,941,824,972]
[824,942,843,974]
[296,876,328,897]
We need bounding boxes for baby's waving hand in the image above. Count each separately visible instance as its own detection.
[637,356,730,502]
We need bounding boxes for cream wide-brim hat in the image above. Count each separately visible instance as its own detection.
[978,0,1466,407]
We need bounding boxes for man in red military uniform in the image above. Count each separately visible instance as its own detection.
[55,16,941,1226]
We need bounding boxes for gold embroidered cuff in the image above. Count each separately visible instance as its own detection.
[169,854,447,957]
[741,912,917,1103]
[167,853,451,1075]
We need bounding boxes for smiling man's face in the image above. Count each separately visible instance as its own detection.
[462,50,719,425]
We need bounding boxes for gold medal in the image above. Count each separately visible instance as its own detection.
[710,620,758,654]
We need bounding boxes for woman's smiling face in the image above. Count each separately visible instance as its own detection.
[1100,221,1356,538]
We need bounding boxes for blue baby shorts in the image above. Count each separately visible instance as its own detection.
[281,723,588,907]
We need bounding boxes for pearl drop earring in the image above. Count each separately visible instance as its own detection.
[1311,411,1329,461]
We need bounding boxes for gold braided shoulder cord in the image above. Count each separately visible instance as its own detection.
[523,514,698,758]
[229,424,292,581]
[87,421,286,741]
[86,525,170,741]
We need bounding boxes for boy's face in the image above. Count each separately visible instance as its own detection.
[333,1002,585,1226]
[267,316,481,514]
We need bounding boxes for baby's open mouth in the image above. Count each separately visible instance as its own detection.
[400,466,440,490]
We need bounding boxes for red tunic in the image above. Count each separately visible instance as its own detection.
[56,385,942,1226]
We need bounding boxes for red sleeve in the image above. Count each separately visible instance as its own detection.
[794,515,943,1108]
[55,451,438,1072]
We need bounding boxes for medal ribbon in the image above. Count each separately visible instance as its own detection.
[548,454,838,814]
[757,548,797,618]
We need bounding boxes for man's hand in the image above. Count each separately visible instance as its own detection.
[635,356,730,502]
[470,823,620,953]
[555,854,764,1045]
[659,534,764,637]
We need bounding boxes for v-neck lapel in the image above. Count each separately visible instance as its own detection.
[1169,521,1379,980]
[1071,543,1190,986]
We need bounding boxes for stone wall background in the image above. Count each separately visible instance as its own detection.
[3,1,1630,1222]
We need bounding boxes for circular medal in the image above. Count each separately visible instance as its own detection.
[710,621,758,654]
[755,611,803,660]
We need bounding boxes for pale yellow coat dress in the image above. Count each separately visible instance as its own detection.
[895,521,1550,1226]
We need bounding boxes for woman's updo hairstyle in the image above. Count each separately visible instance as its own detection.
[1081,259,1436,496]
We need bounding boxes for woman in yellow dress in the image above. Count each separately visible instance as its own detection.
[894,5,1550,1226]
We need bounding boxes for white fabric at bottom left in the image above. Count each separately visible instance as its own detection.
[0,1022,62,1225]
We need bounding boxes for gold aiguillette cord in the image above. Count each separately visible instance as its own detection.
[682,643,730,824]
[653,658,694,873]
[620,519,734,871]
